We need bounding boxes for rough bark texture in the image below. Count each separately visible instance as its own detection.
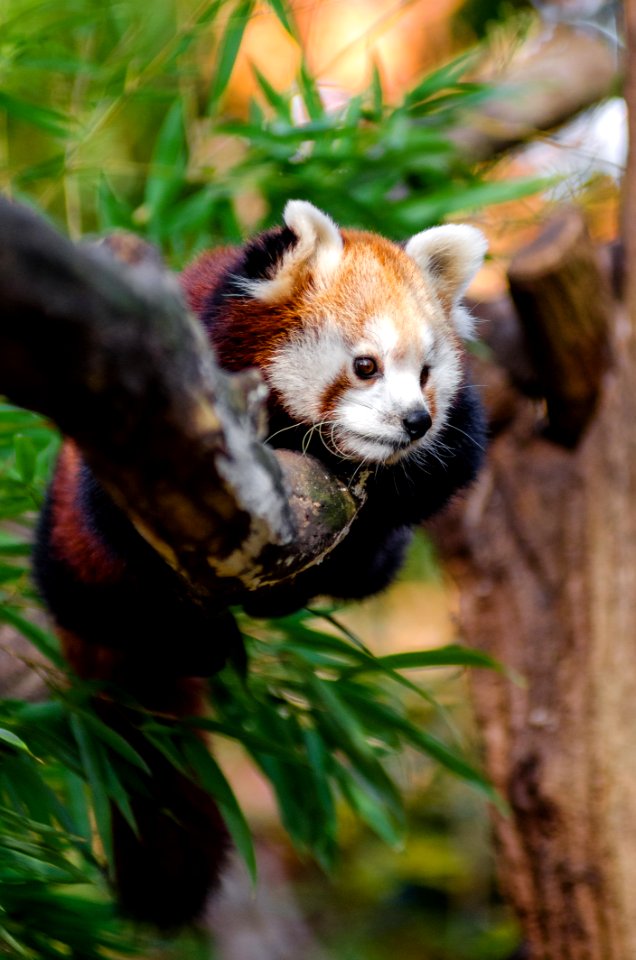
[439,379,636,957]
[0,198,359,600]
[434,172,636,958]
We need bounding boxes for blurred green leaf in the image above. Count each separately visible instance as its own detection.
[97,175,133,232]
[357,645,504,673]
[0,925,29,956]
[0,606,62,666]
[301,726,337,865]
[0,531,32,555]
[402,50,479,107]
[181,735,257,883]
[14,434,37,485]
[334,765,404,847]
[74,709,151,774]
[395,175,549,226]
[265,0,297,38]
[0,91,71,137]
[144,98,188,227]
[252,63,292,118]
[0,562,28,583]
[0,727,33,755]
[297,59,325,121]
[208,0,256,111]
[69,714,113,862]
[370,60,385,120]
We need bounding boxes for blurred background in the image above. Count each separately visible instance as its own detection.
[0,0,623,957]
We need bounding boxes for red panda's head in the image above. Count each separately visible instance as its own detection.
[208,201,487,465]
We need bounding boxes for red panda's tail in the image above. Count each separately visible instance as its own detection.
[112,763,229,928]
[34,443,236,927]
[62,634,231,928]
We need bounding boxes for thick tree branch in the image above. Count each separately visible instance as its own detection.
[0,198,360,599]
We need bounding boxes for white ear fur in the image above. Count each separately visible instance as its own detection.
[405,224,487,338]
[246,200,343,303]
[283,200,343,266]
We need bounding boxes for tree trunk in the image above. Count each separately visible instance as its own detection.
[433,29,636,951]
[440,359,636,956]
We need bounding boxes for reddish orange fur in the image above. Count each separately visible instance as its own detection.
[180,228,450,382]
[59,627,207,718]
[50,442,125,584]
[180,247,239,316]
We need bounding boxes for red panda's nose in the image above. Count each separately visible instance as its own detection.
[403,408,432,440]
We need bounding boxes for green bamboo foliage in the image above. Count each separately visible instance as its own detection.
[1,0,541,256]
[0,0,531,954]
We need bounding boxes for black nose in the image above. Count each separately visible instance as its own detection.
[403,408,432,440]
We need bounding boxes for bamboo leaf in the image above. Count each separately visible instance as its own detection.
[97,175,133,232]
[252,64,292,118]
[0,92,71,137]
[13,434,37,485]
[182,716,303,762]
[356,645,505,673]
[144,99,188,222]
[401,51,478,107]
[0,607,62,666]
[265,0,298,38]
[297,59,324,121]
[77,711,150,774]
[256,752,315,850]
[308,679,403,818]
[180,736,256,882]
[208,0,256,111]
[0,924,30,956]
[0,728,33,755]
[0,564,28,584]
[334,764,404,847]
[99,751,139,837]
[302,726,337,864]
[69,715,113,863]
[370,60,384,119]
[396,176,548,226]
[413,728,504,810]
[0,531,32,556]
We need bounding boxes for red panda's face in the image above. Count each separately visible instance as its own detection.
[242,202,487,465]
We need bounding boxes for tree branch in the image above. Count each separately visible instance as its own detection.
[0,198,360,599]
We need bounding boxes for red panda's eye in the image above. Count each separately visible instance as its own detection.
[354,356,378,380]
[420,364,431,387]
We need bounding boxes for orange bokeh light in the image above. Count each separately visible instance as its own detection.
[221,0,464,113]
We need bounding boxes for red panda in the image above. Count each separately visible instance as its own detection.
[33,201,487,927]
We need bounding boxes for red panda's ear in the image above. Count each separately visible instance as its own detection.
[240,201,343,303]
[405,225,487,338]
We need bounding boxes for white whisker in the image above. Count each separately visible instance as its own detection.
[444,422,486,452]
[266,422,303,444]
